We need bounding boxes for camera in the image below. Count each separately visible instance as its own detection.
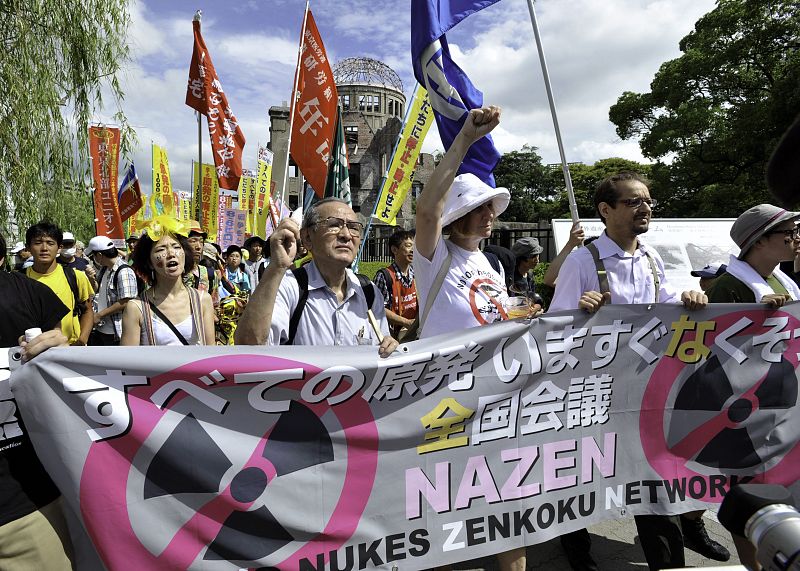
[718,484,800,571]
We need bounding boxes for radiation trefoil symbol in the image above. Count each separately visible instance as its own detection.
[640,309,800,498]
[79,354,378,570]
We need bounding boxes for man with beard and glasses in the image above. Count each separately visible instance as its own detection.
[549,172,723,571]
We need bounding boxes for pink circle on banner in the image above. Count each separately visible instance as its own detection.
[640,308,800,502]
[79,354,378,570]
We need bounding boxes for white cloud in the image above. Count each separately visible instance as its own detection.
[106,0,717,203]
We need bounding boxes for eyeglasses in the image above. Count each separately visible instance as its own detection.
[618,197,658,209]
[315,217,364,237]
[766,227,800,239]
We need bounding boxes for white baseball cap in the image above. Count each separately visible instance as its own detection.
[62,231,76,243]
[10,241,25,254]
[84,235,114,256]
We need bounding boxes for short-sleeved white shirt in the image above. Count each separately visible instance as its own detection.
[267,261,389,346]
[549,231,679,312]
[414,237,507,339]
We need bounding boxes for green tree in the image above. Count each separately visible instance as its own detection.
[493,145,559,222]
[609,0,800,217]
[0,0,134,239]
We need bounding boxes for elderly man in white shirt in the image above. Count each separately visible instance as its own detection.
[548,172,725,571]
[235,197,398,356]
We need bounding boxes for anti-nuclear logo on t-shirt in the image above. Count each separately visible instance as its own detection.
[455,268,507,325]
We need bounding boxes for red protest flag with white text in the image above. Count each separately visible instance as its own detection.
[290,9,338,198]
[186,18,246,191]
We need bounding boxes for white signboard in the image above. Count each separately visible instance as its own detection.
[552,219,738,294]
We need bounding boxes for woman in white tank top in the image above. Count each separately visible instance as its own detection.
[120,229,214,346]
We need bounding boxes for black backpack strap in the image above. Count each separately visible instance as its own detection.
[483,251,501,274]
[63,265,82,316]
[356,274,376,309]
[286,266,309,345]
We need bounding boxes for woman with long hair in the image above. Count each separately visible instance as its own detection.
[120,220,214,346]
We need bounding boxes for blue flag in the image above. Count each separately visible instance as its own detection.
[411,0,502,186]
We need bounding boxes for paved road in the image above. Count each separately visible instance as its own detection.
[447,511,745,570]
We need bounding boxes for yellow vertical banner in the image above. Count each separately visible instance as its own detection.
[237,169,256,234]
[374,85,433,225]
[254,146,273,237]
[246,175,258,235]
[151,144,175,214]
[195,162,220,241]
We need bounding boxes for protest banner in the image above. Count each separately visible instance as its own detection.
[186,18,246,191]
[237,169,257,235]
[118,162,143,222]
[152,144,175,214]
[374,86,434,225]
[254,146,274,236]
[88,125,125,246]
[9,303,800,569]
[218,208,248,251]
[289,9,337,197]
[194,161,220,240]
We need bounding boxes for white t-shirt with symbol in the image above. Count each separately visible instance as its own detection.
[414,237,507,339]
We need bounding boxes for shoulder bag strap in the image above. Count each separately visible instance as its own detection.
[139,290,157,346]
[585,242,610,296]
[286,266,309,345]
[417,249,453,333]
[643,250,661,303]
[186,286,206,345]
[147,299,191,346]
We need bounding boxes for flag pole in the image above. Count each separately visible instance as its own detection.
[525,0,579,223]
[354,82,422,272]
[194,10,204,226]
[280,0,310,220]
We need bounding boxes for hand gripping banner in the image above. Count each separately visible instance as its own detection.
[9,303,800,569]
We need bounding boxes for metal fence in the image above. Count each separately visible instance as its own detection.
[358,226,557,263]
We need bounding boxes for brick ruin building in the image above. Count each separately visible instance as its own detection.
[268,57,433,231]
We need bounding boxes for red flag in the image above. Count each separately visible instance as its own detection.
[290,10,338,198]
[186,19,246,191]
[88,126,125,245]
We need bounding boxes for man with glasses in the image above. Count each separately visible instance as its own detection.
[708,204,800,305]
[549,172,719,571]
[236,197,398,356]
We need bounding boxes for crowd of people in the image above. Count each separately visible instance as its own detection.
[2,106,798,570]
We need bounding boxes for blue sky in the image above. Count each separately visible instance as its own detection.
[102,0,718,196]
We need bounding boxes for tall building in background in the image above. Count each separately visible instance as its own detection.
[269,57,433,229]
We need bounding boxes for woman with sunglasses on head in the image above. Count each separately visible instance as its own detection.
[414,106,527,571]
[120,217,214,346]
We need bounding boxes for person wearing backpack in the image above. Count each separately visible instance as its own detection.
[85,235,138,346]
[235,197,398,357]
[24,221,94,345]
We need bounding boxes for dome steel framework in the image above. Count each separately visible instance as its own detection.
[332,57,403,92]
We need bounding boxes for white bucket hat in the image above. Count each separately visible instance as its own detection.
[442,173,510,227]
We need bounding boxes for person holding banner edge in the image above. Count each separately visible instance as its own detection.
[548,173,726,571]
[414,105,526,571]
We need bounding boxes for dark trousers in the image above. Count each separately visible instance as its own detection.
[88,330,118,346]
[560,515,684,571]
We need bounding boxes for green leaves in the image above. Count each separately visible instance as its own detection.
[0,0,133,240]
[609,0,800,214]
